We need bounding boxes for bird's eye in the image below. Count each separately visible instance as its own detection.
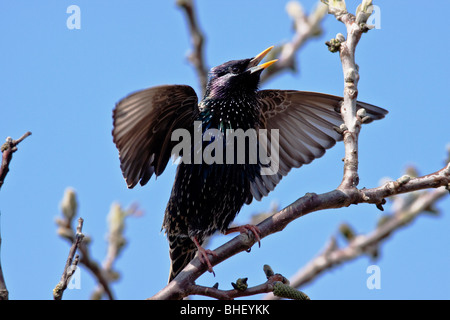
[229,66,240,74]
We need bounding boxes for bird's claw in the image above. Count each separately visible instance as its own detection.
[226,224,262,248]
[197,247,217,276]
[193,236,218,276]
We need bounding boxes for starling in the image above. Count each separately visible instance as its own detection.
[112,46,388,282]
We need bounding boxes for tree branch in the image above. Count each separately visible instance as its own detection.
[177,0,328,92]
[187,273,283,300]
[56,188,141,299]
[321,0,375,189]
[90,203,141,299]
[53,217,84,300]
[149,162,450,300]
[177,0,208,95]
[260,1,328,84]
[0,217,7,301]
[0,131,32,190]
[0,131,31,300]
[56,188,115,300]
[264,181,449,299]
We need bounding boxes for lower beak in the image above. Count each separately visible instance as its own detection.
[247,46,278,73]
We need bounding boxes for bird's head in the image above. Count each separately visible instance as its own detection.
[204,46,277,100]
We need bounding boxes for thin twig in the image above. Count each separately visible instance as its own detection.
[0,131,32,190]
[260,1,328,84]
[0,131,31,300]
[90,203,140,299]
[0,215,7,300]
[79,244,115,300]
[56,189,116,300]
[188,273,281,300]
[178,1,328,91]
[188,283,272,300]
[177,0,208,95]
[53,218,85,300]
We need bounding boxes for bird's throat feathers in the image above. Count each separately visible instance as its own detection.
[204,77,259,101]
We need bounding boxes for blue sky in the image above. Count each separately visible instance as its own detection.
[0,1,449,300]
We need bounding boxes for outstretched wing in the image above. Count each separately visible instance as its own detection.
[112,85,199,188]
[247,89,388,202]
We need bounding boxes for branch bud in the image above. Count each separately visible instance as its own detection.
[345,68,357,83]
[325,38,342,52]
[356,0,374,28]
[396,175,411,186]
[356,108,366,118]
[336,33,346,42]
[272,282,310,300]
[340,123,348,132]
[339,223,356,241]
[356,0,374,17]
[60,187,78,222]
[231,278,248,291]
[263,264,275,278]
[321,0,347,11]
[286,1,305,22]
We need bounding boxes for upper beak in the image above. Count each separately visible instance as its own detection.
[247,46,278,73]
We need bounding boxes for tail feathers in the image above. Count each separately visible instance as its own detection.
[168,235,199,283]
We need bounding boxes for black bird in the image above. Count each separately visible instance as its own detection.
[112,46,388,282]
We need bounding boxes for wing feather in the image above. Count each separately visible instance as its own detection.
[247,90,388,202]
[112,85,198,188]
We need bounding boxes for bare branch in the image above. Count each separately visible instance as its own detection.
[321,0,376,189]
[264,184,449,299]
[0,218,7,301]
[0,131,32,190]
[177,0,328,90]
[151,264,307,300]
[56,188,141,299]
[56,189,115,300]
[149,161,450,300]
[177,0,208,94]
[188,279,276,300]
[79,244,115,300]
[90,203,141,299]
[0,131,31,300]
[53,218,85,300]
[260,1,328,84]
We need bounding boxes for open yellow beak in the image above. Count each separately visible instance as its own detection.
[248,46,278,72]
[258,59,277,70]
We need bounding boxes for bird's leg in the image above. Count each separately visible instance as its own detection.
[192,236,217,276]
[225,224,262,247]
